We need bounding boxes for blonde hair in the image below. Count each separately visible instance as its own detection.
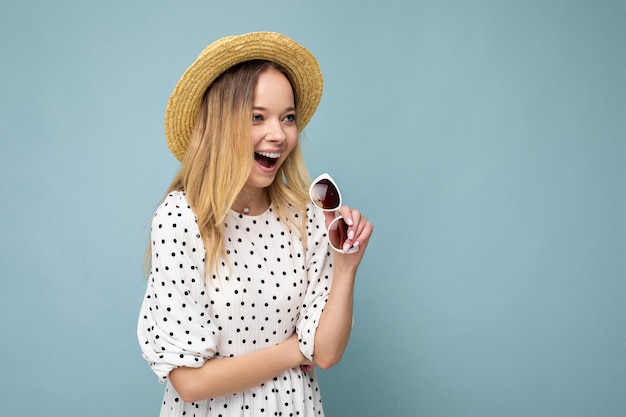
[148,61,311,278]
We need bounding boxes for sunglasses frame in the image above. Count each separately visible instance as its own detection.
[309,173,358,254]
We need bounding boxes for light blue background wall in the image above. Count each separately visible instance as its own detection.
[1,1,624,416]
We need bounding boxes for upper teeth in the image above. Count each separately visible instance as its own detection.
[256,151,281,159]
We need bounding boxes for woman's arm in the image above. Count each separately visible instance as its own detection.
[313,206,373,369]
[169,333,309,403]
[311,265,357,369]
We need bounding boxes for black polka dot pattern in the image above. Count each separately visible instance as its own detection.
[138,191,332,416]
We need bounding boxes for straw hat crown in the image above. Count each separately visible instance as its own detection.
[164,31,324,161]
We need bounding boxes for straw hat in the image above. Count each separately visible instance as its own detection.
[164,31,324,161]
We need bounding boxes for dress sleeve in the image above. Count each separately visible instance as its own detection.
[296,205,334,360]
[137,192,219,382]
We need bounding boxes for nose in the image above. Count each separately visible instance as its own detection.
[265,118,287,142]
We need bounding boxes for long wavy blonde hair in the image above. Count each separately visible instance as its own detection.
[148,60,311,277]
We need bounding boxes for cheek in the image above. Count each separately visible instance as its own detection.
[250,128,263,146]
[286,129,299,150]
[282,139,298,160]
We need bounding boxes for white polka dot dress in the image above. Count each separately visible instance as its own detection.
[138,191,333,417]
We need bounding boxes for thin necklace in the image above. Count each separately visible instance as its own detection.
[237,190,268,215]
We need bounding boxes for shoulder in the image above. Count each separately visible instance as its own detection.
[154,191,193,217]
[151,191,198,234]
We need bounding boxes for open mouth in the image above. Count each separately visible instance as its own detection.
[254,151,281,168]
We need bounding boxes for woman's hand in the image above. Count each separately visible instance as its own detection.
[300,363,316,372]
[284,333,315,372]
[323,205,373,271]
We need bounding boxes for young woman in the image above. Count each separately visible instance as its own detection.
[137,32,373,417]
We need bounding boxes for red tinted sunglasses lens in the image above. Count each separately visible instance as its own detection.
[310,178,341,210]
[328,217,349,251]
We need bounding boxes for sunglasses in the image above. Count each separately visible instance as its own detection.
[309,173,358,254]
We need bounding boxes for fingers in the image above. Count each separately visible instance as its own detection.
[338,206,372,252]
[289,333,315,371]
[300,363,316,372]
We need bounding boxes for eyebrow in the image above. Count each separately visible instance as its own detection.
[252,106,296,112]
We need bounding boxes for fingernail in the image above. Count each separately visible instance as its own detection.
[346,218,354,226]
[353,241,360,247]
[343,243,352,252]
[348,230,355,240]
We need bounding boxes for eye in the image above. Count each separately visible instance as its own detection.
[283,113,296,123]
[252,114,263,123]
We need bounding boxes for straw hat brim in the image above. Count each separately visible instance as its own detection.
[164,31,323,161]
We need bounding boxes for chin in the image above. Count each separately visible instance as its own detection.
[248,171,278,189]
